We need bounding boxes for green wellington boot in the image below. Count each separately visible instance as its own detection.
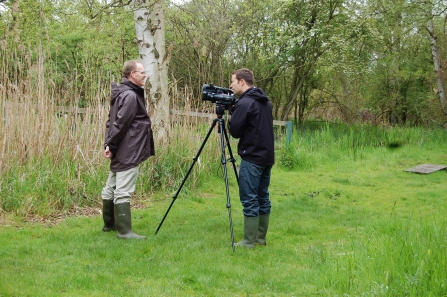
[234,216,259,249]
[102,199,116,232]
[114,203,146,239]
[256,214,270,245]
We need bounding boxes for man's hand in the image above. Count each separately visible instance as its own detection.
[228,105,235,115]
[104,146,113,158]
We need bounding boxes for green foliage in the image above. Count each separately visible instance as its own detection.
[277,142,314,170]
[1,0,446,123]
[140,124,216,194]
[166,0,243,91]
[1,0,137,105]
[277,121,447,170]
[354,0,438,125]
[1,156,101,216]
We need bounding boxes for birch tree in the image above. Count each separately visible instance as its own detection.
[133,0,170,143]
[425,0,447,117]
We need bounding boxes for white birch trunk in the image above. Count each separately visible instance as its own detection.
[132,0,170,143]
[426,5,447,117]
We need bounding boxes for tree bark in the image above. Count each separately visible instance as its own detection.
[426,5,447,117]
[133,0,170,143]
[281,74,304,121]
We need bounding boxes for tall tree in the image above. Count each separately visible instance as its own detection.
[223,0,286,118]
[275,0,348,121]
[425,0,447,117]
[350,0,435,125]
[132,0,170,142]
[167,0,240,100]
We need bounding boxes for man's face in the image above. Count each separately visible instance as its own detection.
[130,63,147,87]
[230,74,244,96]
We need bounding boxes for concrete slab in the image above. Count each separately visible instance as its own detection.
[405,164,447,174]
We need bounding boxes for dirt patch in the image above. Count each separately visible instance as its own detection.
[0,202,149,227]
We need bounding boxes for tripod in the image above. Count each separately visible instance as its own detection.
[155,104,239,252]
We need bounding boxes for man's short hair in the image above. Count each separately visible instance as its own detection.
[122,60,139,78]
[233,68,254,86]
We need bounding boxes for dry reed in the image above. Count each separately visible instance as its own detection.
[0,41,221,215]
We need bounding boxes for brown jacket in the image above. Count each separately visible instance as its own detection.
[104,78,155,172]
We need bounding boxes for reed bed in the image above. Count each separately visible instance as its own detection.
[0,42,227,217]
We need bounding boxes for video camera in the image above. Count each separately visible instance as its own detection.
[202,84,236,106]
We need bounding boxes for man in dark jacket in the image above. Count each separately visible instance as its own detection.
[101,60,155,239]
[229,68,274,248]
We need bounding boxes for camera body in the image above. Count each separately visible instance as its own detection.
[202,84,236,106]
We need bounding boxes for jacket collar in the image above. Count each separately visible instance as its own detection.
[121,78,145,98]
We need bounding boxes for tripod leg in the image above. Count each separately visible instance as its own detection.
[155,119,218,235]
[218,118,236,252]
[221,121,239,183]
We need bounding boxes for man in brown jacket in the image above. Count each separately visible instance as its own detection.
[101,60,155,239]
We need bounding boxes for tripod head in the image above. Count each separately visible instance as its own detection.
[215,103,233,117]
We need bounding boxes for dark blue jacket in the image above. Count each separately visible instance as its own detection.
[229,87,274,166]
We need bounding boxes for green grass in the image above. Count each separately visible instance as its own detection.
[2,126,447,296]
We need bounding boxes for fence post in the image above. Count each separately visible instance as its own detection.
[285,121,292,145]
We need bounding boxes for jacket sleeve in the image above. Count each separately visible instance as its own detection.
[229,102,248,139]
[106,92,138,154]
[104,115,111,149]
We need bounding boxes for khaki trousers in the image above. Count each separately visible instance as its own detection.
[101,167,139,204]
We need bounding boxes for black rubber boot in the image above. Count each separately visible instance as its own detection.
[234,216,259,249]
[114,203,146,239]
[256,214,270,245]
[102,199,116,232]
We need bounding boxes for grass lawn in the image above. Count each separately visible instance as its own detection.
[1,136,447,296]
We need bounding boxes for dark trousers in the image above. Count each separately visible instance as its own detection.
[238,159,272,217]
